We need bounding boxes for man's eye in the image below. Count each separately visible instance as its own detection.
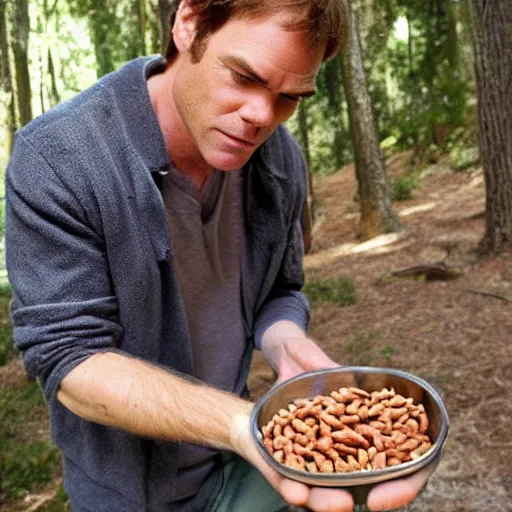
[282,94,302,103]
[232,70,254,85]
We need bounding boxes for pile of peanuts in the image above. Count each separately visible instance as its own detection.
[261,386,432,473]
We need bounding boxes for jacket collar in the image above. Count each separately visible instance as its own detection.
[107,56,171,174]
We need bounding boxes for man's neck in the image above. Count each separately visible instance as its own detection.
[147,63,213,189]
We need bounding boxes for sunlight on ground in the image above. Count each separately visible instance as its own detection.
[305,232,413,270]
[399,202,438,217]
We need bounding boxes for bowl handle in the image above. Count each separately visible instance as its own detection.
[350,484,372,510]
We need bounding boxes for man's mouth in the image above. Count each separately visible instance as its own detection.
[219,130,257,147]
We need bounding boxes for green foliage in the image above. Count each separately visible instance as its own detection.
[0,382,46,438]
[380,345,396,361]
[344,331,380,366]
[0,440,60,498]
[303,277,357,308]
[449,145,480,171]
[39,484,70,511]
[391,174,417,201]
[0,290,15,367]
[0,382,60,499]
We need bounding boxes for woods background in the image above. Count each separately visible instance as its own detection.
[0,0,511,510]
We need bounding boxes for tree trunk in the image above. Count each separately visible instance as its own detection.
[47,47,60,107]
[469,0,512,253]
[0,0,16,150]
[147,0,162,54]
[138,0,146,55]
[297,101,314,254]
[128,0,146,59]
[12,0,32,127]
[407,12,413,79]
[324,55,345,170]
[39,46,45,114]
[297,100,311,170]
[457,0,476,88]
[158,0,173,54]
[341,2,399,240]
[89,0,115,78]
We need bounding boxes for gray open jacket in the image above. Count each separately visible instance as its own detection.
[5,57,309,509]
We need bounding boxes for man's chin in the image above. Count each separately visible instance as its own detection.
[207,151,254,172]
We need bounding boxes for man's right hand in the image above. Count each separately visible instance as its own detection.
[230,411,355,512]
[230,411,437,512]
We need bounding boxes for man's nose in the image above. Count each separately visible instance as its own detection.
[239,91,275,128]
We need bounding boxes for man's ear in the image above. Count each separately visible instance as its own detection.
[172,0,198,53]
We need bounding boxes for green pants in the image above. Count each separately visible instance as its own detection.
[205,454,290,512]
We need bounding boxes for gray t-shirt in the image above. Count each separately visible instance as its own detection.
[161,165,246,503]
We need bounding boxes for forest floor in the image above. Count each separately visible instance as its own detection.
[1,151,512,511]
[249,151,512,511]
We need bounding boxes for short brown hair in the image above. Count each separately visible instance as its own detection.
[164,0,349,63]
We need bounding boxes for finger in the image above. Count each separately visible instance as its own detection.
[367,459,439,511]
[306,487,354,512]
[279,478,311,507]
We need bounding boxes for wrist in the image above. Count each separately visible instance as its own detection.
[229,403,253,457]
[260,321,308,371]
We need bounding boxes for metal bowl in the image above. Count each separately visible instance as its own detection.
[250,366,449,492]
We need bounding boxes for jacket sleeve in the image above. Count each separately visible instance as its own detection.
[6,134,122,402]
[253,130,310,349]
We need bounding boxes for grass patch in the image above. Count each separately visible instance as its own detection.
[0,280,11,298]
[344,331,381,366]
[0,381,62,500]
[39,484,70,511]
[303,277,357,308]
[391,175,417,201]
[0,440,61,498]
[380,345,396,362]
[344,333,397,366]
[0,284,15,367]
[0,381,47,438]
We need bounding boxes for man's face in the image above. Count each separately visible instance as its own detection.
[172,11,325,171]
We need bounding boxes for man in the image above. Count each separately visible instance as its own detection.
[5,0,436,510]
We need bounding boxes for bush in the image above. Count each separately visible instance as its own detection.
[0,440,61,498]
[344,331,381,366]
[449,146,480,171]
[0,286,15,366]
[303,277,357,308]
[0,382,60,500]
[392,175,417,201]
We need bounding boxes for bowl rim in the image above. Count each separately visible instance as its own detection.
[250,366,450,487]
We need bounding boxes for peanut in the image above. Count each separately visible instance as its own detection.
[410,441,432,459]
[306,461,319,473]
[261,386,433,474]
[358,448,369,467]
[333,443,358,456]
[346,399,362,415]
[372,451,387,470]
[357,405,369,420]
[316,436,334,453]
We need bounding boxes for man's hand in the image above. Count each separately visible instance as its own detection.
[231,407,438,512]
[230,411,355,512]
[260,321,339,383]
[366,458,439,511]
[257,321,437,511]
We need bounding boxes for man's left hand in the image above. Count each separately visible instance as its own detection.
[259,321,338,383]
[257,322,438,511]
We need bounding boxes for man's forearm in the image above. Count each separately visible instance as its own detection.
[57,352,252,451]
[260,320,338,382]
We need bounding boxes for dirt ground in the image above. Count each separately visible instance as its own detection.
[248,153,512,511]
[2,152,512,511]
